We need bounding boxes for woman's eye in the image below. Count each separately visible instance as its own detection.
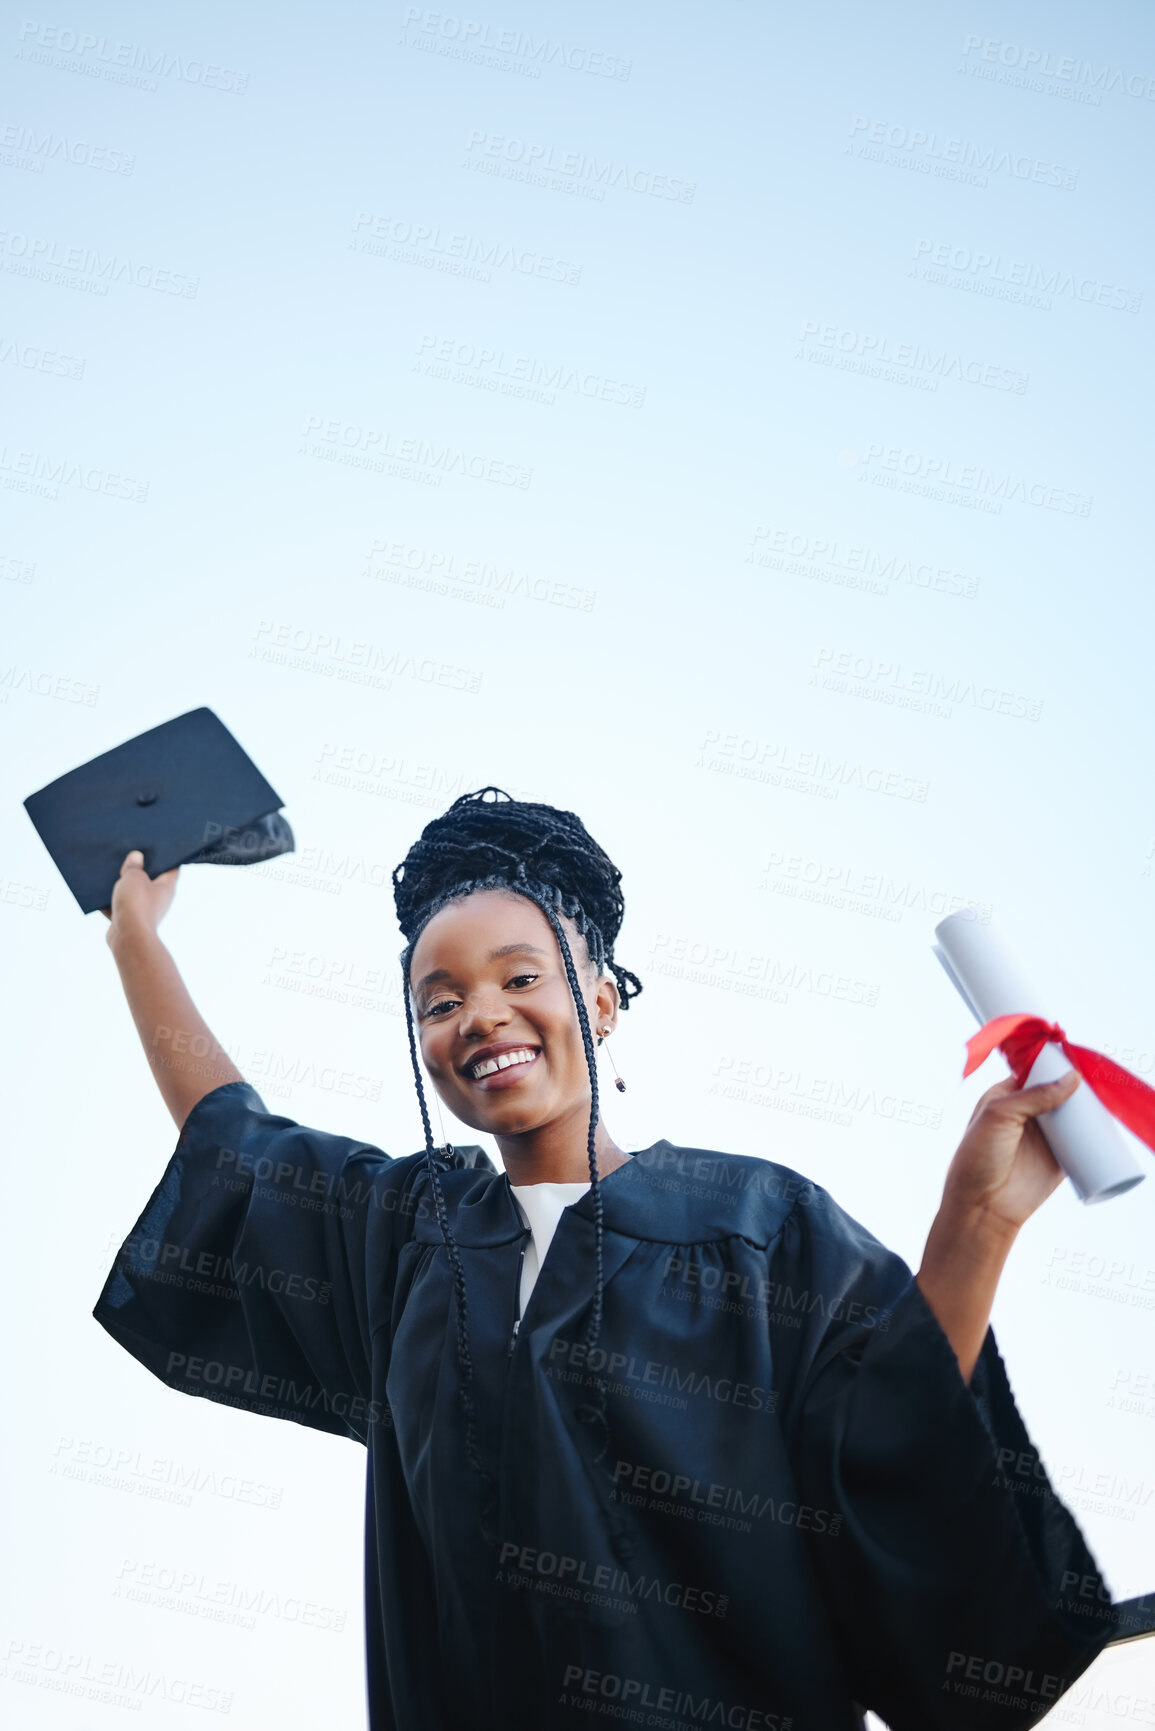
[424,975,537,1016]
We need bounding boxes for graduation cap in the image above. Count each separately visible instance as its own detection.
[23,706,295,914]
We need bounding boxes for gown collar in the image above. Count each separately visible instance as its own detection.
[443,1144,644,1247]
[437,1140,795,1249]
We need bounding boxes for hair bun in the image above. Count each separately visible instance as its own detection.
[392,786,640,1006]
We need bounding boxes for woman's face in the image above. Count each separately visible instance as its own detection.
[408,888,619,1137]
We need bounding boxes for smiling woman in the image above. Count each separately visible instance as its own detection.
[95,786,1120,1731]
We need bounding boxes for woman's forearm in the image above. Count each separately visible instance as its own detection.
[915,1204,1018,1385]
[108,926,243,1129]
[915,1069,1079,1385]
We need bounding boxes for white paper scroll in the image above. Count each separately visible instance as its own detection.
[933,910,1145,1205]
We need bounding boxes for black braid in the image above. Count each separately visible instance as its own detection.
[391,789,642,1551]
[400,980,496,1536]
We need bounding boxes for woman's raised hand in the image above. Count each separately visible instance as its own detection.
[916,1068,1083,1382]
[101,849,180,943]
[940,1068,1082,1235]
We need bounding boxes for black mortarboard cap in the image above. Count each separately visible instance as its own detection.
[23,706,295,914]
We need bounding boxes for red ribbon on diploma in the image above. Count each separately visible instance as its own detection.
[963,1013,1155,1157]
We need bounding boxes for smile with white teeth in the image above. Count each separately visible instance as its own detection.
[467,1047,539,1080]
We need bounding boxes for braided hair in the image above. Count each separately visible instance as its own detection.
[392,787,642,1547]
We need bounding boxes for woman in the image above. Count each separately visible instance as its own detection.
[96,786,1118,1730]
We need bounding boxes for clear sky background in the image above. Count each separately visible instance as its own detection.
[4,2,1155,1725]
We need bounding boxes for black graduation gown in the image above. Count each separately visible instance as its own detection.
[94,1080,1121,1730]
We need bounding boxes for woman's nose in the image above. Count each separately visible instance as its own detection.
[458,996,510,1036]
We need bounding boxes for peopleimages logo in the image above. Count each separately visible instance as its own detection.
[959,34,1155,102]
[301,414,532,490]
[0,229,198,297]
[855,443,1092,516]
[912,239,1142,313]
[415,333,645,407]
[15,19,249,91]
[798,320,1028,393]
[499,1543,729,1617]
[399,7,632,80]
[558,1665,791,1730]
[0,445,148,501]
[463,129,695,202]
[350,210,582,285]
[849,116,1078,188]
[0,122,135,174]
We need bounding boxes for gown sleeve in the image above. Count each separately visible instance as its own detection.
[776,1184,1120,1731]
[93,1079,471,1444]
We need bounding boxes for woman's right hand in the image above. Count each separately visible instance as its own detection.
[101,849,180,944]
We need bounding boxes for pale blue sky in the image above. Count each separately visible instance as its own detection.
[5,3,1155,1723]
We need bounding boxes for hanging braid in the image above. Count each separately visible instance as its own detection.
[391,787,642,1551]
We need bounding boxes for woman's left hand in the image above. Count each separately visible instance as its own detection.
[916,1068,1082,1383]
[940,1068,1082,1236]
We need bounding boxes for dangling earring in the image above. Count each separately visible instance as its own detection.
[599,1026,626,1093]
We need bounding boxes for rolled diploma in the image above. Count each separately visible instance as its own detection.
[933,909,1145,1205]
